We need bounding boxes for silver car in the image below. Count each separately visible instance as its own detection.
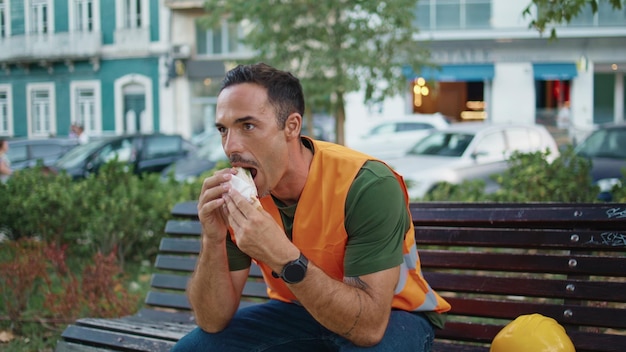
[349,113,450,159]
[387,122,560,200]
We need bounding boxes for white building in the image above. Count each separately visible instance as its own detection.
[346,0,626,145]
[164,0,626,145]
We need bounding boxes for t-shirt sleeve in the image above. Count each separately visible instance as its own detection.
[226,233,252,271]
[343,160,409,277]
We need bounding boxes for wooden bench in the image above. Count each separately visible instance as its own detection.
[56,201,626,352]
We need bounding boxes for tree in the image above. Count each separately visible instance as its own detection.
[524,0,624,38]
[200,1,429,145]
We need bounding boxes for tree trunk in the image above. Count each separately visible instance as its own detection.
[335,91,346,146]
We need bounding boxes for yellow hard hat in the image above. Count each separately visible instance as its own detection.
[490,314,576,352]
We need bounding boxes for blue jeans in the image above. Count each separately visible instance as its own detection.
[170,300,434,352]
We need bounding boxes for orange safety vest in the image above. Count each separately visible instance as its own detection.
[253,138,450,313]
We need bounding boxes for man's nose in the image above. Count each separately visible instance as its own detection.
[222,131,242,156]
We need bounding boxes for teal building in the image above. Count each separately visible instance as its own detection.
[0,0,170,139]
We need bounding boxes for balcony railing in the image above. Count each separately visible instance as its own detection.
[113,27,151,52]
[0,31,102,63]
[164,0,206,9]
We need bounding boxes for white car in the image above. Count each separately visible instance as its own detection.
[387,122,560,200]
[349,113,450,159]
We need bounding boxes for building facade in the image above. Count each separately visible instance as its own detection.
[163,0,254,141]
[163,0,625,144]
[0,0,172,139]
[348,0,626,144]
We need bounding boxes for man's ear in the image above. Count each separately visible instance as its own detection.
[284,113,302,138]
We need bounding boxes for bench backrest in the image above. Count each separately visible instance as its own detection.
[412,202,626,352]
[147,201,626,351]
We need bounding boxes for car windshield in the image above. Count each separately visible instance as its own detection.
[55,139,109,168]
[575,128,626,159]
[407,132,474,157]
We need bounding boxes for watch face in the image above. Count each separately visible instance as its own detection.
[283,261,306,283]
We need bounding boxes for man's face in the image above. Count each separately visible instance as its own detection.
[215,83,291,198]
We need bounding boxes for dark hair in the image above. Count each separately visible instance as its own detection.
[220,63,305,129]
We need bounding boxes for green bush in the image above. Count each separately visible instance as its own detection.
[489,147,599,202]
[419,147,607,203]
[0,161,212,266]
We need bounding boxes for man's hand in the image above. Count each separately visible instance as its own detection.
[197,168,236,244]
[222,186,299,272]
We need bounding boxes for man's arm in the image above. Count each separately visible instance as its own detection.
[288,263,399,346]
[187,237,249,332]
[188,169,249,332]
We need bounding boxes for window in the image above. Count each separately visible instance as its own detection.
[123,0,143,29]
[415,0,491,30]
[98,138,134,163]
[568,1,626,27]
[71,0,95,32]
[475,131,506,160]
[76,89,95,129]
[0,0,9,38]
[27,83,56,137]
[0,85,12,135]
[31,144,65,159]
[144,135,181,159]
[28,0,51,34]
[196,20,243,55]
[535,80,570,126]
[71,81,101,136]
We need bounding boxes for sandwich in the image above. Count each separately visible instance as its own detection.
[230,167,262,209]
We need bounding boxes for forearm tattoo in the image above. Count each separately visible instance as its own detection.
[342,276,368,337]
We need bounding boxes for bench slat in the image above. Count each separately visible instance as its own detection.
[436,321,626,352]
[420,251,626,277]
[415,227,626,251]
[158,238,200,254]
[149,273,269,298]
[61,325,174,352]
[163,220,202,237]
[425,272,626,302]
[411,203,626,228]
[134,308,195,324]
[154,255,196,272]
[145,291,190,310]
[55,340,119,352]
[442,297,626,329]
[171,201,199,218]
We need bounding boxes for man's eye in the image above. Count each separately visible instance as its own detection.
[217,127,227,135]
[243,123,255,131]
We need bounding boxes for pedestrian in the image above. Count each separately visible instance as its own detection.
[73,123,89,145]
[171,63,450,352]
[0,138,12,183]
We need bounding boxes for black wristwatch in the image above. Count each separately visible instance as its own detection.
[272,253,308,284]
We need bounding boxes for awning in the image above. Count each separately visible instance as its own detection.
[533,63,578,81]
[405,64,495,82]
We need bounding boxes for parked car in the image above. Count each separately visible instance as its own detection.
[387,122,560,200]
[574,122,626,201]
[161,132,228,183]
[51,133,195,180]
[7,138,79,170]
[348,113,450,159]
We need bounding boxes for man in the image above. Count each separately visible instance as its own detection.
[171,63,450,351]
[72,123,89,145]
